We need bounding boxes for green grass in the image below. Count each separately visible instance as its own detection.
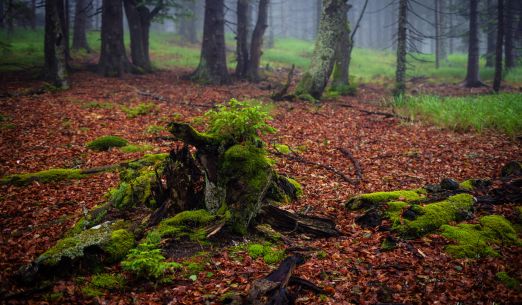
[2,28,521,85]
[393,93,522,137]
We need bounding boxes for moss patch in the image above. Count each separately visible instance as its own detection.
[397,193,474,238]
[86,136,128,151]
[496,272,520,289]
[1,168,86,186]
[441,215,521,258]
[89,273,125,290]
[36,221,133,266]
[153,210,215,242]
[346,189,425,210]
[120,144,154,153]
[121,103,156,118]
[286,177,303,198]
[247,243,285,265]
[459,180,474,191]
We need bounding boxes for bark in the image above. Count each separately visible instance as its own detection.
[439,0,447,61]
[98,0,131,77]
[191,0,230,84]
[72,0,91,51]
[44,0,69,89]
[464,0,483,87]
[486,0,496,68]
[295,0,348,100]
[504,0,515,68]
[31,0,36,29]
[267,2,274,48]
[0,1,4,28]
[332,5,351,87]
[179,0,197,44]
[235,0,249,78]
[435,0,440,68]
[395,0,407,96]
[123,0,151,71]
[493,0,504,92]
[246,0,269,82]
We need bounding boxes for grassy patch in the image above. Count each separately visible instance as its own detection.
[393,93,522,137]
[86,135,128,151]
[1,168,86,186]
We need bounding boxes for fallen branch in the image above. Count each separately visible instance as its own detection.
[270,149,360,184]
[335,103,409,120]
[337,147,363,182]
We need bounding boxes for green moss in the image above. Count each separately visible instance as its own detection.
[380,238,397,251]
[86,136,128,151]
[297,93,318,103]
[121,103,156,118]
[398,194,474,238]
[1,168,86,186]
[295,72,313,96]
[109,171,156,209]
[153,210,215,243]
[162,210,215,227]
[385,201,409,225]
[247,243,285,265]
[496,272,520,289]
[255,224,283,241]
[346,190,424,210]
[459,180,474,191]
[103,229,135,262]
[42,292,64,302]
[81,286,105,298]
[274,144,291,155]
[441,215,521,258]
[36,221,131,266]
[286,177,303,197]
[90,273,125,290]
[120,144,154,153]
[67,204,110,236]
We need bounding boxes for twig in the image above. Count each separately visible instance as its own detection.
[337,147,363,182]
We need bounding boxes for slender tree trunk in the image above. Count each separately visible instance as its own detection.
[395,0,408,96]
[295,0,348,100]
[31,0,36,29]
[267,2,274,48]
[63,0,70,60]
[98,0,131,77]
[181,0,197,44]
[72,0,91,51]
[332,6,351,87]
[235,0,249,78]
[439,0,447,61]
[486,0,497,67]
[246,0,269,82]
[464,0,483,87]
[448,0,454,54]
[493,0,504,92]
[504,0,515,68]
[315,0,321,38]
[45,0,69,89]
[435,0,440,68]
[123,0,151,71]
[191,0,230,84]
[6,0,14,36]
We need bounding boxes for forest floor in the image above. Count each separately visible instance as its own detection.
[0,69,521,304]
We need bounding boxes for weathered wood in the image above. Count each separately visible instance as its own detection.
[258,205,340,237]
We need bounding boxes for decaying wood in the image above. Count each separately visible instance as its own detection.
[246,255,327,305]
[271,64,295,101]
[257,205,341,238]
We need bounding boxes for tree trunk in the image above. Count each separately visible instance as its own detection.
[45,0,69,89]
[504,0,515,69]
[493,0,504,92]
[486,0,496,68]
[464,0,483,87]
[98,0,131,77]
[295,0,348,100]
[395,0,407,96]
[179,0,198,44]
[235,0,249,78]
[31,0,36,29]
[246,0,269,82]
[267,2,274,48]
[439,0,447,61]
[72,0,91,51]
[123,0,151,72]
[191,0,230,84]
[435,0,440,68]
[332,6,351,88]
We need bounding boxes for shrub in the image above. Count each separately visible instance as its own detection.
[121,242,181,280]
[86,136,128,151]
[203,99,276,144]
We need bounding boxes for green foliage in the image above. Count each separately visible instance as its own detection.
[121,242,181,280]
[274,144,291,155]
[247,243,285,264]
[86,135,128,151]
[121,103,156,118]
[81,285,105,298]
[203,99,276,144]
[82,101,114,109]
[496,272,520,289]
[160,210,215,227]
[441,215,521,258]
[109,172,155,209]
[153,210,214,243]
[286,177,303,198]
[1,168,86,186]
[120,144,154,153]
[393,94,522,137]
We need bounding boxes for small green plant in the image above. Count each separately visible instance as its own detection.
[121,241,181,280]
[247,243,285,264]
[90,273,126,290]
[203,99,276,144]
[496,272,520,289]
[82,101,114,109]
[146,125,166,134]
[86,135,128,151]
[121,102,156,118]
